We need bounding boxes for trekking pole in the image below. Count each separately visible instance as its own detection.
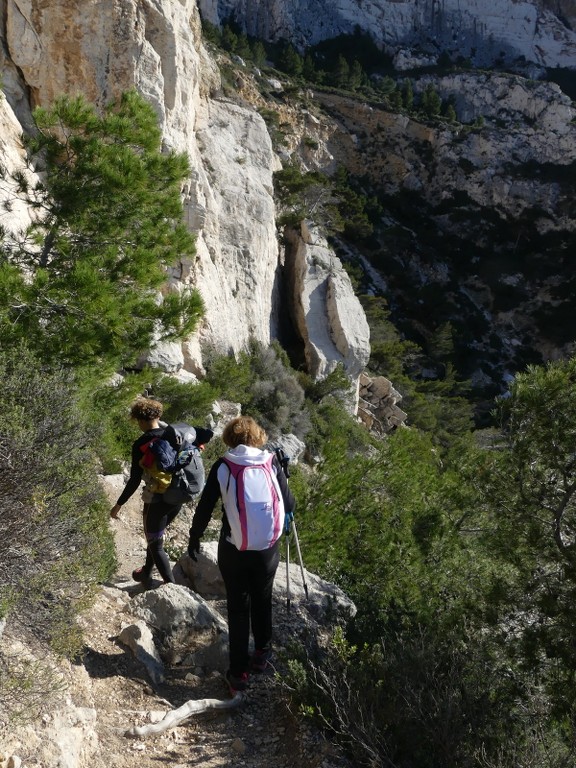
[290,516,309,602]
[274,446,309,605]
[285,515,292,613]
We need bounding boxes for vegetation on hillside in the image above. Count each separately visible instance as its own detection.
[205,15,574,424]
[196,26,576,761]
[93,338,576,767]
[202,20,471,125]
[0,91,202,713]
[0,90,203,372]
[0,347,116,663]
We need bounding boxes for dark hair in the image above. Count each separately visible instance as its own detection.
[129,397,163,422]
[222,416,267,448]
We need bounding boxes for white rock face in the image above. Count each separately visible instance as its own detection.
[284,223,370,382]
[315,71,576,233]
[0,0,283,372]
[199,0,576,68]
[0,95,36,237]
[189,98,282,353]
[427,73,576,141]
[418,73,576,229]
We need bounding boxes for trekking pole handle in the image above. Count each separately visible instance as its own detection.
[274,447,291,478]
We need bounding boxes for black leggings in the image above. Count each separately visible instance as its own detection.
[141,499,181,583]
[218,537,280,676]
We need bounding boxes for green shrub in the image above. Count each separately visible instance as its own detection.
[0,650,68,724]
[284,624,573,768]
[204,340,310,438]
[303,136,319,149]
[0,91,202,372]
[0,347,116,657]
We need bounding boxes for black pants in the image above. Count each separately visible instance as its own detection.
[218,537,280,676]
[141,498,181,583]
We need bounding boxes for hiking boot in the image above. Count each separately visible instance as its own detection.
[132,567,153,584]
[251,648,273,673]
[225,670,249,694]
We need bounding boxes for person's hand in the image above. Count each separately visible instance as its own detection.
[188,536,201,561]
[284,510,294,535]
[110,504,122,519]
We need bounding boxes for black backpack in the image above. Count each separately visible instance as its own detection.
[143,422,212,504]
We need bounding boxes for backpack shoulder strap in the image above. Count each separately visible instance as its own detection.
[222,457,236,493]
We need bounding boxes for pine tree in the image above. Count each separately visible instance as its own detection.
[334,54,351,88]
[235,32,252,61]
[445,103,457,123]
[0,90,203,370]
[303,54,318,83]
[402,78,414,110]
[221,24,238,52]
[421,83,442,117]
[478,357,576,715]
[349,60,365,90]
[251,40,267,68]
[389,87,403,111]
[278,43,303,76]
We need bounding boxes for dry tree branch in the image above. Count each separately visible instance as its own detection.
[124,692,245,738]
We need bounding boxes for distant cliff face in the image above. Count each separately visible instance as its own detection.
[198,0,576,68]
[1,0,575,402]
[303,70,576,391]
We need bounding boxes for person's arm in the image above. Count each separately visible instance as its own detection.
[110,439,145,517]
[188,459,223,557]
[273,455,296,513]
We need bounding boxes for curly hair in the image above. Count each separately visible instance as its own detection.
[222,416,267,448]
[129,397,163,422]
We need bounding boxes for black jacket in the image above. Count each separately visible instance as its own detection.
[116,427,166,506]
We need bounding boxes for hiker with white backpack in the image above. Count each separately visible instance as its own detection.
[187,416,295,695]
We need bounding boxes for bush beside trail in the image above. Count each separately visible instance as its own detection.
[0,347,116,662]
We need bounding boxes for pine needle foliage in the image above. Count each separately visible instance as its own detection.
[477,358,576,709]
[0,90,203,370]
[90,367,218,474]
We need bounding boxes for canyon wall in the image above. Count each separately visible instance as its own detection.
[198,0,576,67]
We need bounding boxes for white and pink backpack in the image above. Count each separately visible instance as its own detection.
[219,447,285,551]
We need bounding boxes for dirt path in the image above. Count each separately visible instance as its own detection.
[71,477,349,768]
[1,476,350,767]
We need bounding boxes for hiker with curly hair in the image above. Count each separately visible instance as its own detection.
[187,415,295,694]
[110,397,180,585]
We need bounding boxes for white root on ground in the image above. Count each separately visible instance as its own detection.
[125,693,245,738]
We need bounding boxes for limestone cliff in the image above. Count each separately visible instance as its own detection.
[1,0,574,404]
[198,0,576,68]
[0,0,369,390]
[283,222,370,383]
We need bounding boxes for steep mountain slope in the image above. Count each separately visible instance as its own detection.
[310,74,576,394]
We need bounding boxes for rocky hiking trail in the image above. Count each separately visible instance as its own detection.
[1,475,353,768]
